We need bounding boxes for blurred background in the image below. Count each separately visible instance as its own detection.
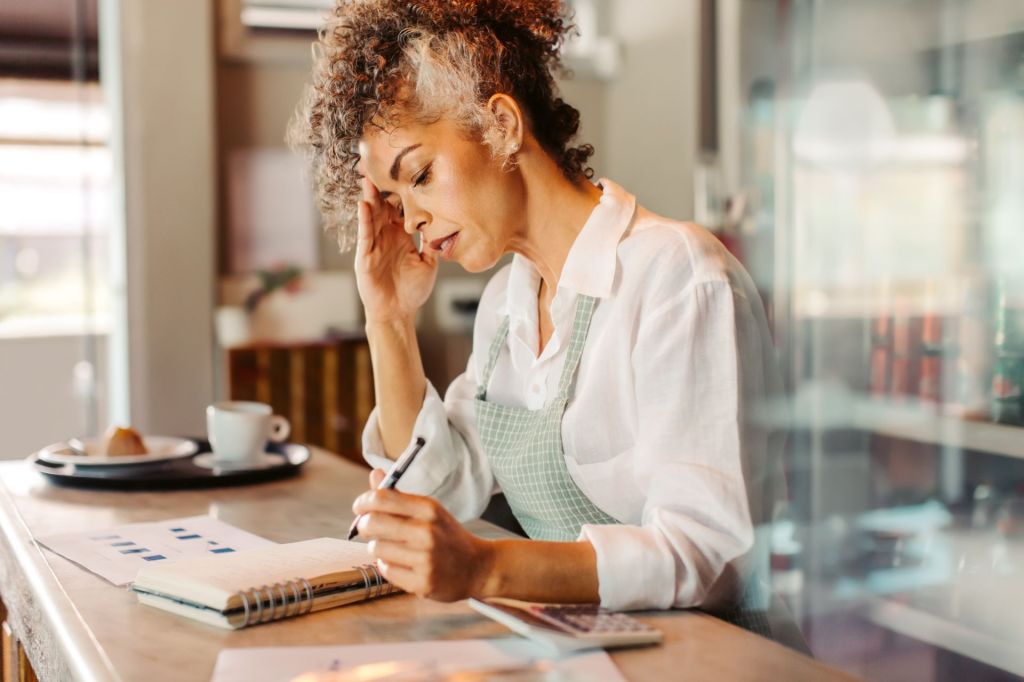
[2,0,1024,679]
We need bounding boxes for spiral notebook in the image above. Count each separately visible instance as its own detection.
[131,538,395,629]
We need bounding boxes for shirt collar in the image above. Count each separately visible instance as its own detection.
[559,178,636,299]
[499,179,637,318]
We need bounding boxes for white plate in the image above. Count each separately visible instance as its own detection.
[37,436,199,466]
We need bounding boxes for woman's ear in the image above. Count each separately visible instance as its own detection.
[486,93,525,156]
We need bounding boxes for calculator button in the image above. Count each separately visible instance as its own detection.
[534,605,653,635]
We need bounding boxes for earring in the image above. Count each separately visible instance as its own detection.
[504,142,520,172]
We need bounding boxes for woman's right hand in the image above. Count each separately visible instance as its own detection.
[355,177,438,325]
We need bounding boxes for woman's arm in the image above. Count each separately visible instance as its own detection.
[366,317,427,459]
[352,479,598,603]
[353,177,437,459]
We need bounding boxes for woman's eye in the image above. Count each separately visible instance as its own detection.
[412,163,432,188]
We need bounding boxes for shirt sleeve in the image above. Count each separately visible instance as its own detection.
[579,279,770,611]
[361,354,496,523]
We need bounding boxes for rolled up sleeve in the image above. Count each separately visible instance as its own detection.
[361,356,496,522]
[580,279,764,611]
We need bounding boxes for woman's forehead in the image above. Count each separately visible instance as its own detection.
[358,123,423,181]
[358,116,461,180]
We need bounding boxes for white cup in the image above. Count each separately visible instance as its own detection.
[206,401,290,465]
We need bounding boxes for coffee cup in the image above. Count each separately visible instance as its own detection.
[206,401,290,465]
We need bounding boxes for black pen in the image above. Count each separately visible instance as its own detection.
[347,436,427,541]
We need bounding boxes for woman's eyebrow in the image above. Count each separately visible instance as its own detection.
[389,144,422,180]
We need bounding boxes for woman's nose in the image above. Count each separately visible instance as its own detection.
[403,213,427,236]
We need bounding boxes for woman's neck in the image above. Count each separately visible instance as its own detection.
[507,156,602,294]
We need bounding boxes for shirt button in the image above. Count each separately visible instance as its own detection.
[531,384,541,394]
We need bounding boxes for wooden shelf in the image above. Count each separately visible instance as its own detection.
[851,399,1024,461]
[756,387,1024,461]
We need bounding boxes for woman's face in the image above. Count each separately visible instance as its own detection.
[358,114,526,273]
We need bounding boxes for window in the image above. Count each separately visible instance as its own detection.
[0,78,111,337]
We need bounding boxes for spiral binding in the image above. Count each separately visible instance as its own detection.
[234,565,393,627]
[354,563,396,601]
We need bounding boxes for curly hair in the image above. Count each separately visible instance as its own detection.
[288,0,596,251]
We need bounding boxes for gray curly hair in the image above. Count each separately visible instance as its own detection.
[287,0,595,251]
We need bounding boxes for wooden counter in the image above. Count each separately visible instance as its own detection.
[0,451,852,681]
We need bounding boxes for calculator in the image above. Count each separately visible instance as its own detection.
[468,598,663,652]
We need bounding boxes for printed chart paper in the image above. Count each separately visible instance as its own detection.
[37,515,275,586]
[211,639,627,682]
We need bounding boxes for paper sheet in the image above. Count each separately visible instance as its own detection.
[37,515,275,586]
[210,639,627,682]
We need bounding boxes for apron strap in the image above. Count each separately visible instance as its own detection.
[555,295,599,400]
[475,316,511,400]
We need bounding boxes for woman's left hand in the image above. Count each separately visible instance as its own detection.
[353,470,495,601]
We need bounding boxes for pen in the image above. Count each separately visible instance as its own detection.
[347,436,427,541]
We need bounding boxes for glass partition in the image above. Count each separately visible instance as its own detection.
[729,0,1024,677]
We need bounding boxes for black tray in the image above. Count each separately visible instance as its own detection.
[29,440,310,490]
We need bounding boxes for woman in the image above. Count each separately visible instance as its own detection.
[291,0,783,624]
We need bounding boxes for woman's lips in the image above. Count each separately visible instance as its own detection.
[429,231,460,259]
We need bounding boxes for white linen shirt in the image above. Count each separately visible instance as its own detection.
[363,179,783,612]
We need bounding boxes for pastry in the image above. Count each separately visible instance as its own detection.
[101,426,148,456]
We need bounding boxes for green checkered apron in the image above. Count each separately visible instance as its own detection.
[473,294,616,541]
[473,292,774,639]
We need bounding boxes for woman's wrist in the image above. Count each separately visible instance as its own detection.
[365,314,416,334]
[468,539,602,603]
[471,538,503,600]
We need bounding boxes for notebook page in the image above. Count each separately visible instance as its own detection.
[133,538,373,609]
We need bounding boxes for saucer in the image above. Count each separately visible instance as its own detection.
[192,451,284,472]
